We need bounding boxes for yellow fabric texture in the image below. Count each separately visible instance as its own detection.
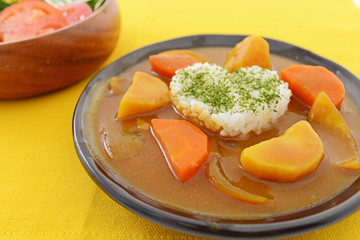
[1,0,360,239]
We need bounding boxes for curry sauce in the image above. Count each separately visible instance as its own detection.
[89,47,360,219]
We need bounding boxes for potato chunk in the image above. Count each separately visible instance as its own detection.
[223,35,271,72]
[240,121,324,182]
[117,72,170,119]
[307,92,360,170]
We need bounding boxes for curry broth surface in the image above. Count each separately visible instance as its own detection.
[91,47,360,219]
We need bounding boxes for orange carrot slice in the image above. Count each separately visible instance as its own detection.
[149,50,208,78]
[151,119,209,182]
[280,65,345,109]
[223,35,271,72]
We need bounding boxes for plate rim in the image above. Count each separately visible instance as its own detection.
[73,34,360,240]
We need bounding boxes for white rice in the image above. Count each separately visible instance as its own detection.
[170,63,292,137]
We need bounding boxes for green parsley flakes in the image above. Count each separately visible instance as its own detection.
[170,63,292,137]
[171,63,287,114]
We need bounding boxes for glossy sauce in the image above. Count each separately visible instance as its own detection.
[90,47,360,219]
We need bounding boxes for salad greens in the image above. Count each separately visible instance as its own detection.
[44,0,88,7]
[44,0,105,10]
[0,0,105,11]
[0,0,12,11]
[86,0,105,11]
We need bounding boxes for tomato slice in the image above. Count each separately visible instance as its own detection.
[58,2,92,24]
[0,1,68,42]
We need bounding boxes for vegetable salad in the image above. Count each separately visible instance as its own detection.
[0,0,105,42]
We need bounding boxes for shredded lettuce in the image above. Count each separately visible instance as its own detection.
[0,0,12,11]
[44,0,88,7]
[86,0,105,11]
[1,0,105,14]
[44,0,105,10]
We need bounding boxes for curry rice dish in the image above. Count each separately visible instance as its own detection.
[88,43,360,219]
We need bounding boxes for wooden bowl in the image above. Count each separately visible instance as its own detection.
[0,0,120,99]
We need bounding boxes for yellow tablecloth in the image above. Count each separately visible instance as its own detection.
[1,0,360,239]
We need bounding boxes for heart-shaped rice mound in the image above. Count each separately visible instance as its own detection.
[170,63,292,137]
